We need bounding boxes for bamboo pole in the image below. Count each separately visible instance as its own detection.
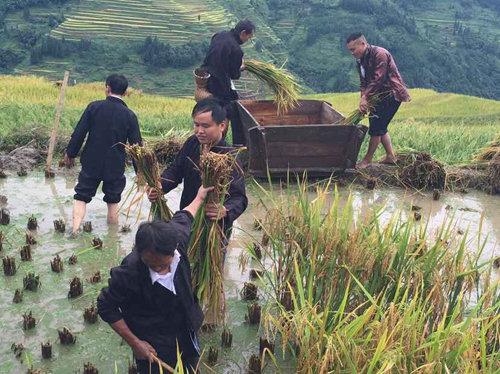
[45,71,70,178]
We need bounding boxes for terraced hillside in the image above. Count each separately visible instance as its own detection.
[50,0,234,44]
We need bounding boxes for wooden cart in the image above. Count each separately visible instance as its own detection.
[237,100,368,177]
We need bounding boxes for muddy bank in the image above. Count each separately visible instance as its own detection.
[0,127,69,173]
[346,152,498,195]
[1,137,497,196]
[0,145,44,173]
[349,163,493,193]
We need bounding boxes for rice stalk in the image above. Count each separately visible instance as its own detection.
[244,60,301,115]
[125,144,172,222]
[187,145,238,325]
[341,92,389,125]
[254,178,499,372]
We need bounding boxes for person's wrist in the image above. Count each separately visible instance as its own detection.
[127,335,141,348]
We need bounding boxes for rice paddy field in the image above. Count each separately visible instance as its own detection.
[0,73,499,372]
[28,0,231,43]
[0,171,498,373]
[1,75,499,165]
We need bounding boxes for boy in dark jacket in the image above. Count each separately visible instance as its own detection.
[97,185,211,373]
[202,19,255,146]
[64,74,142,234]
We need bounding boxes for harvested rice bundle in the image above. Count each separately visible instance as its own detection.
[397,152,446,190]
[488,151,500,194]
[341,92,388,125]
[244,60,300,115]
[125,144,172,222]
[188,146,237,326]
[148,132,187,167]
[473,136,500,162]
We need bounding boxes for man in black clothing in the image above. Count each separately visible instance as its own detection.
[147,99,247,235]
[202,19,255,146]
[64,74,142,234]
[98,185,211,373]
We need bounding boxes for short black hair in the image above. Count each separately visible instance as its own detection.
[346,32,365,44]
[192,98,227,124]
[234,19,255,35]
[105,74,128,95]
[134,220,182,257]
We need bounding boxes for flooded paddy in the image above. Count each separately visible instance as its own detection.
[0,171,498,373]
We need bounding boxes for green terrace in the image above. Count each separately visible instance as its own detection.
[50,0,235,43]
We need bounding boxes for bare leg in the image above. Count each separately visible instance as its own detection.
[380,133,396,163]
[72,200,87,234]
[107,203,119,225]
[357,135,381,169]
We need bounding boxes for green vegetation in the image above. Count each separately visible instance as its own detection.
[0,76,498,165]
[255,180,499,372]
[266,0,499,99]
[0,0,498,98]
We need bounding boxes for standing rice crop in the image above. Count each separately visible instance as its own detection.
[244,60,301,115]
[125,144,172,221]
[188,145,238,326]
[252,178,499,372]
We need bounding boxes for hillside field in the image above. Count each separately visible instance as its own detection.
[0,75,498,165]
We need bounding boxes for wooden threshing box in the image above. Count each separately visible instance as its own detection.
[237,100,368,177]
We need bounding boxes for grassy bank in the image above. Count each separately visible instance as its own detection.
[0,76,498,164]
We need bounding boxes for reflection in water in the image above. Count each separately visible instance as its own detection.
[0,172,498,373]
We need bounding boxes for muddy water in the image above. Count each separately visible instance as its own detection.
[0,172,498,373]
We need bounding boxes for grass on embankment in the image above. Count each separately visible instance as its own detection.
[0,76,498,165]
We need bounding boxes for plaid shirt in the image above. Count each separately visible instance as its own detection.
[357,45,411,102]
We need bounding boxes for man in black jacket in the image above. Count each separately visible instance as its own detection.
[202,19,255,146]
[64,74,142,234]
[147,98,247,236]
[98,185,211,373]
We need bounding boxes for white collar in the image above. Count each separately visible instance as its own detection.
[149,250,181,295]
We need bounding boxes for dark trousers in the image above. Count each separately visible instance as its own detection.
[224,101,246,146]
[368,95,401,136]
[74,170,126,204]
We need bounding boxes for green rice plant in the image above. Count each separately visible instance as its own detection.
[252,178,499,372]
[125,144,172,221]
[245,60,301,115]
[187,146,238,325]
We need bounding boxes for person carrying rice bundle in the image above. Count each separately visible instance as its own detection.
[147,98,247,244]
[346,33,411,169]
[201,19,255,146]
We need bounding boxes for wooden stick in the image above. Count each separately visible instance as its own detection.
[45,71,70,176]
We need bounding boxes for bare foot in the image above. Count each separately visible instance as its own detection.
[356,160,371,169]
[379,156,397,165]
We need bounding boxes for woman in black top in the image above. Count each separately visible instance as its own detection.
[97,186,211,373]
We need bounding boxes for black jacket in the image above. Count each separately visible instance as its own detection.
[161,135,247,232]
[202,30,244,101]
[97,211,204,344]
[66,96,142,179]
